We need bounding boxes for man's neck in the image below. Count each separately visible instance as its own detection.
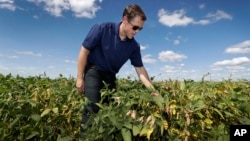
[119,23,127,40]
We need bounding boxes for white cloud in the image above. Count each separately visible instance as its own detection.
[193,19,210,25]
[158,8,232,27]
[0,66,8,70]
[199,4,205,9]
[206,10,233,21]
[48,65,55,69]
[158,9,194,27]
[226,66,245,71]
[33,15,39,19]
[173,39,180,45]
[213,57,250,66]
[27,0,101,18]
[16,66,39,74]
[225,40,250,54]
[179,63,185,67]
[142,54,156,64]
[16,51,42,57]
[8,55,18,59]
[165,34,185,45]
[161,65,176,73]
[68,0,100,18]
[158,50,187,62]
[140,44,147,50]
[27,0,70,17]
[0,0,15,11]
[0,54,18,58]
[211,67,223,71]
[65,59,76,64]
[158,64,200,80]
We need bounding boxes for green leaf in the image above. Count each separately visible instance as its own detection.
[99,125,104,133]
[121,128,132,141]
[204,118,213,125]
[41,108,51,117]
[140,127,154,140]
[52,107,58,114]
[26,132,39,140]
[224,111,234,117]
[132,124,142,136]
[28,100,37,107]
[95,103,104,109]
[213,108,225,119]
[123,122,133,129]
[109,116,123,129]
[196,112,205,119]
[8,116,21,129]
[180,81,185,90]
[152,95,164,109]
[30,114,41,122]
[57,136,73,141]
[193,100,206,112]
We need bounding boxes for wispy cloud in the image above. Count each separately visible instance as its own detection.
[173,39,180,45]
[160,65,196,79]
[27,0,70,17]
[0,0,16,11]
[16,66,40,75]
[33,15,39,19]
[158,9,194,27]
[26,0,102,18]
[8,55,18,59]
[142,54,156,64]
[16,51,42,57]
[158,50,187,62]
[140,44,147,50]
[0,65,8,70]
[65,59,76,64]
[225,40,250,54]
[206,10,232,21]
[199,4,205,9]
[213,57,250,66]
[0,54,19,59]
[48,65,55,69]
[173,36,183,45]
[161,65,176,73]
[158,8,232,27]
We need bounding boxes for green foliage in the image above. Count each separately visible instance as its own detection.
[82,78,250,141]
[0,73,249,140]
[0,73,83,141]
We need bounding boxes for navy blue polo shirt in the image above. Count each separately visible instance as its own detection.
[82,22,143,73]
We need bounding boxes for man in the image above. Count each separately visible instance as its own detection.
[76,3,156,128]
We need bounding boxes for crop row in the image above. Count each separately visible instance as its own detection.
[0,73,249,141]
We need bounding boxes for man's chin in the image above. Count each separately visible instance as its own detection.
[127,36,134,39]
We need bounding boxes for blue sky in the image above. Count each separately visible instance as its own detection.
[0,0,250,81]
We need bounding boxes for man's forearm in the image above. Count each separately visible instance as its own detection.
[135,67,155,90]
[77,47,89,79]
[140,74,155,90]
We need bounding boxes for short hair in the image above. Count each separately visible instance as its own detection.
[122,4,147,22]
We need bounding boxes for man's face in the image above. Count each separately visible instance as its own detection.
[125,15,144,39]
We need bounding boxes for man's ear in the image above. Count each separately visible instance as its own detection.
[122,16,128,23]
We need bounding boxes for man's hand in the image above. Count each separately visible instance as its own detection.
[76,78,85,93]
[151,90,160,96]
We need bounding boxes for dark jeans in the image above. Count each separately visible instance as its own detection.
[82,64,116,124]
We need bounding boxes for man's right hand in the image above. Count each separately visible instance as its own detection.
[76,78,85,93]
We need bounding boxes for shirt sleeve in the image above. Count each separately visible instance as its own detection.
[82,24,102,51]
[130,45,143,67]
